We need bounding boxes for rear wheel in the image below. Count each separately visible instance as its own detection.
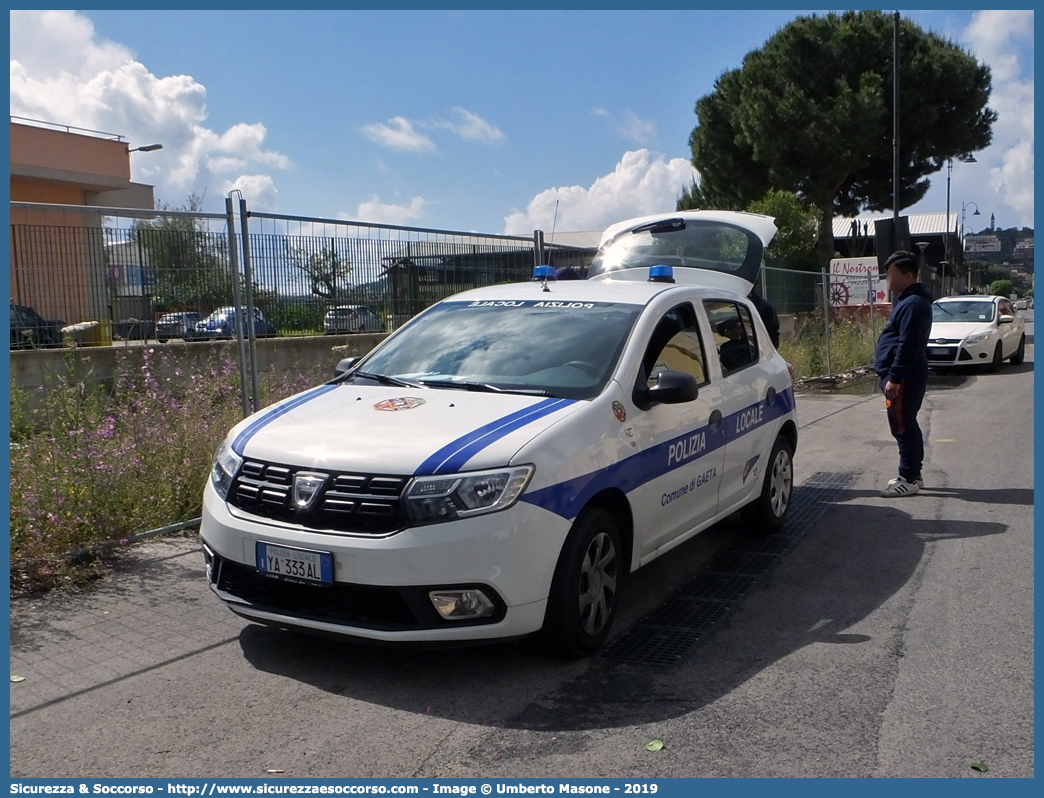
[538,507,621,658]
[1009,335,1026,365]
[989,341,1004,372]
[741,434,794,533]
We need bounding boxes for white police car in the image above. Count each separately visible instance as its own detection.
[200,210,797,657]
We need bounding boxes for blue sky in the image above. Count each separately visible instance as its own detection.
[9,9,1035,237]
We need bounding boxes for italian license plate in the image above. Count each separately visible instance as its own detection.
[256,542,333,585]
[929,347,950,357]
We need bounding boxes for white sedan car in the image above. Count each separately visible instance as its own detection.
[200,210,797,657]
[926,295,1026,372]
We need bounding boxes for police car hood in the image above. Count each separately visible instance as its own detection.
[227,384,580,475]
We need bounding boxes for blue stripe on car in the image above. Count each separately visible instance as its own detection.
[522,387,795,520]
[231,384,339,455]
[415,397,575,476]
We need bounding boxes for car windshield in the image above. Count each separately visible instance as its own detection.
[587,219,762,283]
[933,301,996,322]
[353,300,642,400]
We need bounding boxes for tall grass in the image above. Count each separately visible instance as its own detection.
[780,312,886,381]
[10,348,324,592]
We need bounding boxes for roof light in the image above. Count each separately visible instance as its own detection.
[649,265,675,283]
[533,264,556,281]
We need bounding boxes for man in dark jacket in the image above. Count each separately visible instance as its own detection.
[874,250,933,497]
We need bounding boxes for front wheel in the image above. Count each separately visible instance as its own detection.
[538,508,622,658]
[741,434,794,533]
[989,341,1004,372]
[1009,335,1026,365]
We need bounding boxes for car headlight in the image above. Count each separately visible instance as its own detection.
[404,466,534,525]
[210,439,243,500]
[964,331,991,345]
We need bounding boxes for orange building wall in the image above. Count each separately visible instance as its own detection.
[10,122,130,181]
[10,176,84,206]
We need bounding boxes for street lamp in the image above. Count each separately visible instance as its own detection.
[945,154,976,289]
[962,200,981,236]
[128,143,163,153]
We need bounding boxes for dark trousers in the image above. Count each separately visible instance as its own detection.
[881,372,928,481]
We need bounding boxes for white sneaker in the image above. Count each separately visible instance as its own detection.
[887,475,924,490]
[881,477,921,498]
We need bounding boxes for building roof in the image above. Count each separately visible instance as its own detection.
[833,212,957,239]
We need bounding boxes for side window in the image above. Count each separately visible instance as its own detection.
[642,303,708,387]
[704,299,757,376]
[999,299,1013,316]
[738,303,759,359]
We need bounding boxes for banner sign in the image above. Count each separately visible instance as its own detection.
[828,257,887,306]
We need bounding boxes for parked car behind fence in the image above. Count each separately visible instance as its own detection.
[194,307,277,340]
[323,305,385,335]
[156,312,205,343]
[10,304,64,350]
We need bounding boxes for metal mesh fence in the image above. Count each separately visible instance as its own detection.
[9,202,597,345]
[762,263,886,380]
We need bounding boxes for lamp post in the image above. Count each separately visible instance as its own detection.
[962,201,981,238]
[945,155,976,289]
[128,143,163,153]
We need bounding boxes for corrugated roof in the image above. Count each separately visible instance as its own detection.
[833,212,957,239]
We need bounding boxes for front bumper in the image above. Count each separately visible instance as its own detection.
[199,480,570,642]
[926,336,996,366]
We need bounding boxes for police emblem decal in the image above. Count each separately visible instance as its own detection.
[373,397,427,412]
[293,473,327,509]
[742,454,761,483]
[612,401,627,422]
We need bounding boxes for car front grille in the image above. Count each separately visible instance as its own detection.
[926,345,974,363]
[228,459,409,535]
[214,556,422,629]
[926,345,959,362]
[211,554,506,631]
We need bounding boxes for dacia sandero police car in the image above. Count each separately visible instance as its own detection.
[200,210,798,657]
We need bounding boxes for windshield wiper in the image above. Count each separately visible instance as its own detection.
[351,371,424,389]
[418,379,549,396]
[630,218,685,235]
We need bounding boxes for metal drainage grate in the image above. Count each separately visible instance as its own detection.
[601,471,855,666]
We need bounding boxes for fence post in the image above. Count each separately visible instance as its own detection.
[868,273,876,358]
[226,196,252,417]
[239,197,261,412]
[821,267,832,377]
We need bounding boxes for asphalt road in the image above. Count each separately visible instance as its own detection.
[10,345,1034,779]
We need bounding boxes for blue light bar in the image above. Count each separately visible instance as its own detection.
[649,264,675,283]
[533,264,556,280]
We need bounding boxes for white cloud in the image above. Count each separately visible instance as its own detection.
[503,149,697,235]
[350,196,428,225]
[9,10,289,211]
[364,108,503,151]
[222,174,279,211]
[442,107,503,143]
[593,107,657,145]
[963,10,1033,225]
[361,117,437,153]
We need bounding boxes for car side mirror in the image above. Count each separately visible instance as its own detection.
[999,314,1015,324]
[334,357,360,377]
[633,370,699,410]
